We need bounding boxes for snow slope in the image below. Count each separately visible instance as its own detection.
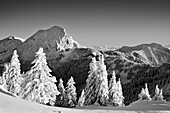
[1,90,170,113]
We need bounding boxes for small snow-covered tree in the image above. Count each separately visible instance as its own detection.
[78,89,85,106]
[116,79,124,106]
[19,47,60,105]
[109,70,117,105]
[84,57,98,105]
[96,54,109,106]
[65,76,77,107]
[1,63,10,90]
[56,78,66,107]
[144,83,151,101]
[138,88,145,100]
[152,85,165,101]
[4,50,22,96]
[138,83,151,101]
[159,89,165,101]
[58,78,65,95]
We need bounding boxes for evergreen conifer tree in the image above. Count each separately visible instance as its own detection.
[84,57,98,105]
[4,50,21,96]
[65,76,77,107]
[159,89,165,102]
[19,47,60,105]
[144,83,151,101]
[138,88,145,100]
[78,89,85,106]
[116,79,124,106]
[1,63,10,90]
[152,85,165,101]
[56,78,66,107]
[109,70,117,105]
[96,54,109,106]
[138,83,151,101]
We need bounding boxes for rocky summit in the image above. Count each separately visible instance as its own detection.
[0,36,22,73]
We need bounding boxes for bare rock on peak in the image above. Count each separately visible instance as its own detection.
[17,26,79,70]
[0,36,22,64]
[0,36,22,74]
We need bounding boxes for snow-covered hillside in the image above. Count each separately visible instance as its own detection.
[1,91,170,113]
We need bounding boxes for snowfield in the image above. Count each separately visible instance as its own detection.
[1,91,170,113]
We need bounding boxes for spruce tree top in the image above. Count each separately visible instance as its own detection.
[10,50,21,69]
[31,47,53,77]
[67,76,75,86]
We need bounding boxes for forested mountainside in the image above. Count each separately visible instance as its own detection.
[0,26,170,105]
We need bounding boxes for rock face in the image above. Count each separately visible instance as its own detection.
[117,43,170,66]
[0,36,22,73]
[16,26,80,71]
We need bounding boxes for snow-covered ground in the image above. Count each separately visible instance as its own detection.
[1,90,170,113]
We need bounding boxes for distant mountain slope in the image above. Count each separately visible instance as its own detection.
[117,43,170,66]
[91,45,116,51]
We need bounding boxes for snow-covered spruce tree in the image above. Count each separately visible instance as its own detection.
[84,57,98,105]
[159,89,165,102]
[138,83,151,101]
[116,79,124,106]
[78,89,85,106]
[138,88,145,100]
[152,85,165,101]
[65,76,77,107]
[144,83,151,101]
[1,63,10,90]
[4,50,22,96]
[96,54,109,106]
[109,70,117,105]
[55,78,66,107]
[19,47,60,105]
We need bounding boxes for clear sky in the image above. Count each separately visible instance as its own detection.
[0,0,170,47]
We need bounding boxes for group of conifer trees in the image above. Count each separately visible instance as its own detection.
[0,47,166,107]
[84,54,124,106]
[0,48,125,107]
[138,83,165,102]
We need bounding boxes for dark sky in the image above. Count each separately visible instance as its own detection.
[0,0,170,47]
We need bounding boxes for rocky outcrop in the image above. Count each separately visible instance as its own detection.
[0,36,23,73]
[16,26,79,71]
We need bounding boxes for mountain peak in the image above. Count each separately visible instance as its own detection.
[17,26,80,69]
